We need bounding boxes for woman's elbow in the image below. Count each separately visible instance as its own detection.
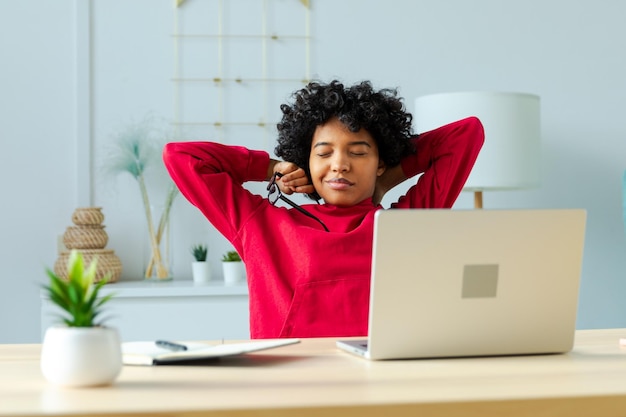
[463,116,485,146]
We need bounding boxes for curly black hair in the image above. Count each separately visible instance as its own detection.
[275,80,415,199]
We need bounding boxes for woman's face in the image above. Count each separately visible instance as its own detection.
[309,117,385,206]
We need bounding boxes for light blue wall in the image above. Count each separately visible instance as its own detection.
[1,0,625,342]
[0,1,76,342]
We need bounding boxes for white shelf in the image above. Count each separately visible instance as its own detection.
[41,280,250,342]
[95,279,249,298]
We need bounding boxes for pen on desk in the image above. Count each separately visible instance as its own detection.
[155,340,188,351]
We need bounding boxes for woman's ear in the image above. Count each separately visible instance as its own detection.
[376,160,386,177]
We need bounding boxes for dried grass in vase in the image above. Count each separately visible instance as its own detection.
[102,118,179,280]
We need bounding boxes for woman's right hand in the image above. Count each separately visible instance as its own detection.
[270,161,315,196]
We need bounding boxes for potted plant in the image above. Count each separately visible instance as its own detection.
[221,250,246,285]
[40,250,122,387]
[191,243,211,284]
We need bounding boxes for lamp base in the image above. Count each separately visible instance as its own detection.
[474,191,483,209]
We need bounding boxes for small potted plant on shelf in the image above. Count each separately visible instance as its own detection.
[191,243,211,284]
[221,250,246,285]
[40,250,122,387]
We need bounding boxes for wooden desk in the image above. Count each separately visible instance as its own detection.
[2,329,626,417]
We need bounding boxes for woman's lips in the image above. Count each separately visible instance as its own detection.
[326,178,354,190]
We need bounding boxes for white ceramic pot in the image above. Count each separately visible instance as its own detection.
[41,326,122,387]
[222,261,246,285]
[192,261,212,283]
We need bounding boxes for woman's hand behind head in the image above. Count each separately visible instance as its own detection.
[272,162,316,196]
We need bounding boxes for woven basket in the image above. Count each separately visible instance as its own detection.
[71,207,104,226]
[63,225,108,250]
[54,250,122,283]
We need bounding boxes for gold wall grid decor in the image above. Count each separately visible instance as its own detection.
[172,0,311,151]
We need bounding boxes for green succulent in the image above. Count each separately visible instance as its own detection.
[43,250,115,327]
[221,250,241,262]
[191,244,208,262]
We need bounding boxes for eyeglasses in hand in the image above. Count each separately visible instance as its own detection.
[266,172,330,232]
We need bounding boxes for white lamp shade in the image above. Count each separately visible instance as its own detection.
[414,92,541,191]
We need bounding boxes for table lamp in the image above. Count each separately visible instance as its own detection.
[414,92,541,208]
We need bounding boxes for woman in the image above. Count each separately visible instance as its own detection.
[163,80,484,338]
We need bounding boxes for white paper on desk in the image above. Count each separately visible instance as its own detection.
[122,339,300,366]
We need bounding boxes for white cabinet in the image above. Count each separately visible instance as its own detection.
[41,281,250,342]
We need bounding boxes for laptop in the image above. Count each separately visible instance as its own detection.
[337,209,587,360]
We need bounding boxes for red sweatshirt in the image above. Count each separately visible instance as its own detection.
[163,117,484,338]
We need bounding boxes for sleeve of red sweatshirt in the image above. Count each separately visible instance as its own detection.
[392,116,485,209]
[162,141,270,252]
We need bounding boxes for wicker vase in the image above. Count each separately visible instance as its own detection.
[71,207,105,226]
[63,226,109,250]
[54,249,122,283]
[54,207,122,283]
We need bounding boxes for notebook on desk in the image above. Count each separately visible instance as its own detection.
[336,209,587,360]
[122,338,300,366]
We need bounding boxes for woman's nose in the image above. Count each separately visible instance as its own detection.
[331,153,349,172]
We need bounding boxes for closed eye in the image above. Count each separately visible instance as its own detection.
[349,146,370,156]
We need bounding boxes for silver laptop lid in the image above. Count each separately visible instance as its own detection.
[367,209,586,360]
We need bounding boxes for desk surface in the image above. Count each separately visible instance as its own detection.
[2,329,626,417]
